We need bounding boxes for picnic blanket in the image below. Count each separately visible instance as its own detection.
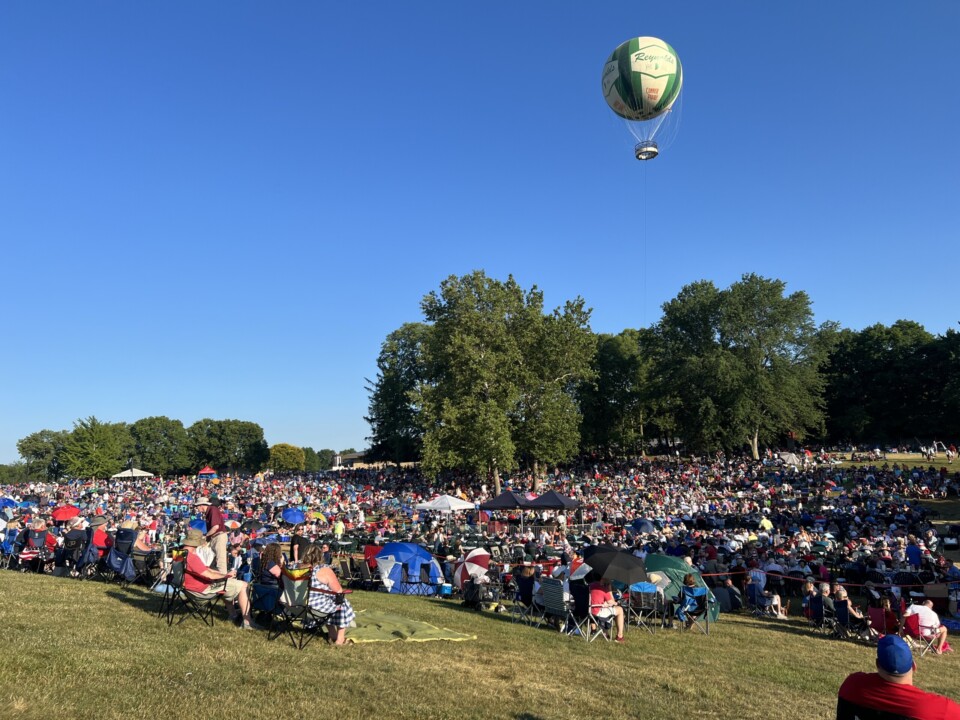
[346,610,476,644]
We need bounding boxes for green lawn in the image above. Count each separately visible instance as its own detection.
[1,572,958,720]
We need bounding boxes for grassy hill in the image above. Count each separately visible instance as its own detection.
[1,572,958,720]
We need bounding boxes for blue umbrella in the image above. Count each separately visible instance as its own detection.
[0,498,15,509]
[189,518,207,533]
[631,518,656,534]
[281,507,306,525]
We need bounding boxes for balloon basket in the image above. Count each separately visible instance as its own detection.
[634,141,659,161]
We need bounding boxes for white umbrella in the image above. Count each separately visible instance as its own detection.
[110,468,154,479]
[414,494,475,513]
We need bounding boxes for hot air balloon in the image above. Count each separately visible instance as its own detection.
[602,36,683,160]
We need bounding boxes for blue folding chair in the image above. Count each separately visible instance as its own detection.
[674,585,711,634]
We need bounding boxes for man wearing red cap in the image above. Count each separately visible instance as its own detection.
[837,635,960,719]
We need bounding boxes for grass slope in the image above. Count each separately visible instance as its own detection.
[1,575,958,720]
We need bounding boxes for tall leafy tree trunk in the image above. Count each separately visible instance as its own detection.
[751,428,760,460]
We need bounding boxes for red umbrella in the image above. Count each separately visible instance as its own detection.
[51,505,80,522]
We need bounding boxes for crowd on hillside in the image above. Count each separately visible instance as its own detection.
[2,453,959,591]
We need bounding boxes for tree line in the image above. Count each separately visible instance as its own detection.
[6,416,351,482]
[365,271,960,490]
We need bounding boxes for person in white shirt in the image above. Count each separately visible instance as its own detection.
[905,599,949,654]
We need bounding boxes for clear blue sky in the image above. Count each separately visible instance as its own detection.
[2,2,958,464]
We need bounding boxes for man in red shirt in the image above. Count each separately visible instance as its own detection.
[196,497,228,573]
[182,529,258,630]
[837,635,960,719]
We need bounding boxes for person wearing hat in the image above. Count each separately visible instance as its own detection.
[89,515,113,558]
[181,528,259,630]
[196,497,228,574]
[837,634,960,719]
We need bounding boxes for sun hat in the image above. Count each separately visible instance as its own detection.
[877,635,914,675]
[89,515,108,527]
[182,529,205,547]
[195,497,211,507]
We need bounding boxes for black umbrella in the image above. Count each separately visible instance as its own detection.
[240,518,259,532]
[582,545,647,586]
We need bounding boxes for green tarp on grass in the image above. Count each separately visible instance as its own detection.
[346,610,477,644]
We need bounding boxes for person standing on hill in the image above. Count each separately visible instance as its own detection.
[197,497,228,573]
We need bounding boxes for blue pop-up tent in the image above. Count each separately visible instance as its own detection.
[375,542,443,595]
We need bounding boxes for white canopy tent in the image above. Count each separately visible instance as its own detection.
[110,468,154,479]
[414,494,475,513]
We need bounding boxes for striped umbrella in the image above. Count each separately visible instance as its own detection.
[454,547,491,589]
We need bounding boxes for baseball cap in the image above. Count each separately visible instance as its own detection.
[877,635,914,675]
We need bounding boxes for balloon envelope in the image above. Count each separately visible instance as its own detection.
[602,36,682,121]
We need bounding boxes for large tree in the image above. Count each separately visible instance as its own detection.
[269,443,305,472]
[365,322,430,465]
[418,271,591,492]
[654,275,831,458]
[16,429,70,481]
[186,419,269,473]
[130,416,190,477]
[579,329,654,456]
[511,297,595,483]
[61,416,132,479]
[719,274,832,458]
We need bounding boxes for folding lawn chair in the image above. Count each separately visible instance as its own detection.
[338,558,357,588]
[569,581,612,642]
[58,534,88,577]
[0,528,20,570]
[832,599,854,641]
[400,562,427,596]
[626,582,663,634]
[808,594,833,634]
[540,578,574,634]
[902,613,937,657]
[163,560,228,627]
[674,585,710,634]
[356,559,381,591]
[250,582,282,629]
[510,574,545,627]
[746,583,776,618]
[419,563,442,597]
[270,569,331,650]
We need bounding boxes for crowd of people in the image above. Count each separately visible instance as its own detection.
[1,453,959,648]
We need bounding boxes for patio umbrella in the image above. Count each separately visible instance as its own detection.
[453,547,491,589]
[281,507,306,525]
[51,505,81,522]
[631,518,656,534]
[579,545,647,586]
